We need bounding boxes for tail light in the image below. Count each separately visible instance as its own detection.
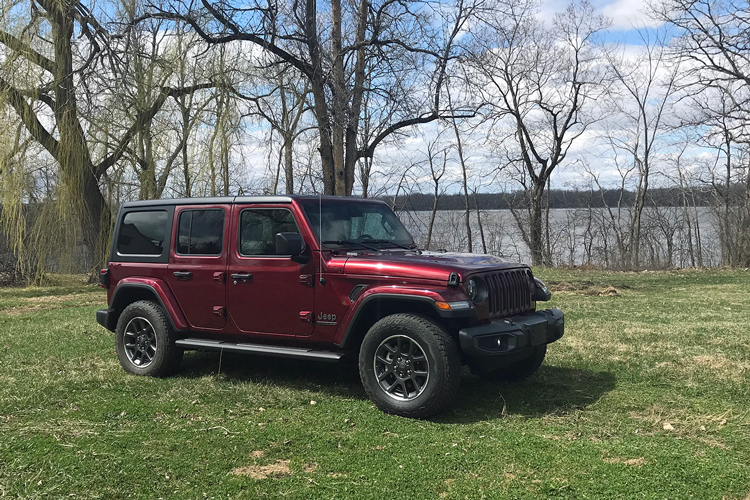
[99,269,110,288]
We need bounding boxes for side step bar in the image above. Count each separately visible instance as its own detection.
[175,338,344,363]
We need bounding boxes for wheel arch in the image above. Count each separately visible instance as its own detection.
[108,283,187,333]
[337,294,445,351]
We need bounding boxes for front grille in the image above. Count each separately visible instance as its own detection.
[482,268,534,318]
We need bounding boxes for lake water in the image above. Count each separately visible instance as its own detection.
[398,207,720,268]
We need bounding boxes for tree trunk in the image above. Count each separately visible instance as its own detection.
[427,181,440,250]
[359,157,372,198]
[304,0,335,194]
[450,110,471,253]
[181,105,192,197]
[631,157,648,270]
[529,182,546,266]
[284,133,294,194]
[474,191,487,254]
[51,0,109,269]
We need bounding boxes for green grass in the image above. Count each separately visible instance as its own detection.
[0,269,749,499]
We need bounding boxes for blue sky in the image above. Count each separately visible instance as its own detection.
[539,0,669,44]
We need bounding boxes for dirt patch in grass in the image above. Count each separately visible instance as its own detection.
[2,292,104,316]
[594,286,620,296]
[232,459,292,479]
[651,354,750,383]
[547,281,623,296]
[689,355,750,381]
[628,404,738,441]
[23,292,100,304]
[604,457,647,466]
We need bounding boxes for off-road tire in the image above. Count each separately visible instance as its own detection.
[359,313,461,418]
[482,345,546,382]
[115,300,183,377]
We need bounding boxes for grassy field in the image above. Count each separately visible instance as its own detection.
[0,269,748,499]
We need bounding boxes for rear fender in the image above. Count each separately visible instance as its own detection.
[108,278,188,332]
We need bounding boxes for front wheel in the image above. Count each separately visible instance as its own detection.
[359,314,461,418]
[115,300,183,377]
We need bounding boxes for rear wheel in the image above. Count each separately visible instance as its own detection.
[359,314,460,418]
[481,345,546,382]
[115,300,183,377]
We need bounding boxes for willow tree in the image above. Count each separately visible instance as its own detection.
[140,0,481,196]
[0,0,214,276]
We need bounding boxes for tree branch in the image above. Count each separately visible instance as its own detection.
[0,29,56,74]
[0,76,59,158]
[358,109,476,159]
[94,82,215,178]
[131,9,315,79]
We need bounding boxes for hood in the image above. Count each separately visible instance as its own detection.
[341,251,527,282]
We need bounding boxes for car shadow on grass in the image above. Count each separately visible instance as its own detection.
[178,350,366,399]
[437,365,617,424]
[179,352,615,422]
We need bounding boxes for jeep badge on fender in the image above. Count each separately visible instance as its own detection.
[317,313,337,325]
[96,195,564,418]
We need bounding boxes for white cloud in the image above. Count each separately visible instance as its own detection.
[599,0,662,30]
[537,0,663,31]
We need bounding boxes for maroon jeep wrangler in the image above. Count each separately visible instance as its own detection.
[97,196,563,417]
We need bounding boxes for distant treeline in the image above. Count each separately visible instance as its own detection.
[388,186,726,211]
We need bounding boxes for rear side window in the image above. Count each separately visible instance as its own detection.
[176,209,224,255]
[239,209,299,256]
[117,211,168,255]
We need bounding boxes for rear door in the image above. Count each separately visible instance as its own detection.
[167,205,229,331]
[226,204,315,336]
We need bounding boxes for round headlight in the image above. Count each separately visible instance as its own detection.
[533,277,551,301]
[534,277,549,294]
[467,279,478,301]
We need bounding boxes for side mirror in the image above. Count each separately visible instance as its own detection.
[275,232,304,256]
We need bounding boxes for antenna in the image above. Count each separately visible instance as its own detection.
[318,193,325,285]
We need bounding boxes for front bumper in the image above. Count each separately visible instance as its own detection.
[97,308,115,332]
[458,308,564,359]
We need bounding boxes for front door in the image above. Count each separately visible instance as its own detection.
[226,205,315,336]
[167,205,228,331]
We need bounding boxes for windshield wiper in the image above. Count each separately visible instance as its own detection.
[321,240,379,251]
[361,239,419,252]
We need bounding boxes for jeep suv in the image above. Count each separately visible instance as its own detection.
[96,196,563,417]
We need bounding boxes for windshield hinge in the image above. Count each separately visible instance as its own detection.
[448,272,460,288]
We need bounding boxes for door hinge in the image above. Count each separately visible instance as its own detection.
[213,272,225,283]
[299,274,313,287]
[299,311,312,323]
[213,306,226,317]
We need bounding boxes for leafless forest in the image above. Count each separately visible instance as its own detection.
[0,0,748,280]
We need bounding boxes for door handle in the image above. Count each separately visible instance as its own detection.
[173,271,193,280]
[231,273,253,284]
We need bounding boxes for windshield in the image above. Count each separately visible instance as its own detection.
[301,200,415,249]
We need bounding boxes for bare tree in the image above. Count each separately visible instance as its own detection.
[237,65,311,195]
[594,28,680,269]
[138,0,482,196]
[470,0,609,265]
[418,130,452,250]
[654,0,750,137]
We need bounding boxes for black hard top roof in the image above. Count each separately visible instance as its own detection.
[120,195,387,209]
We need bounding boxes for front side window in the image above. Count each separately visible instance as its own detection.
[239,209,299,256]
[117,210,168,255]
[176,209,224,255]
